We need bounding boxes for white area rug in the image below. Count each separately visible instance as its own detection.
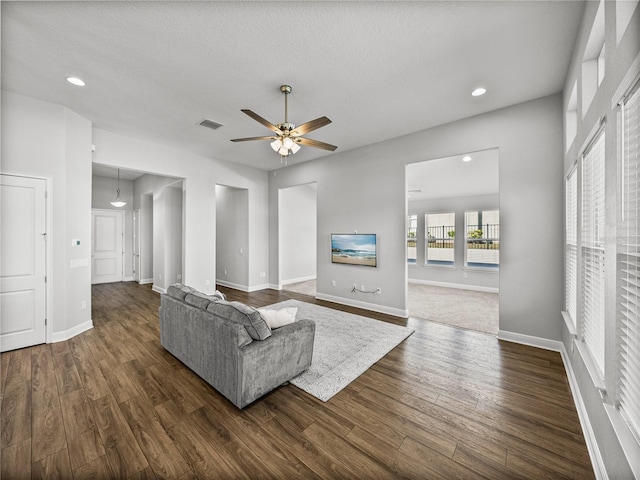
[264,299,414,402]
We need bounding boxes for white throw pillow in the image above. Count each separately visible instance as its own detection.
[258,307,298,329]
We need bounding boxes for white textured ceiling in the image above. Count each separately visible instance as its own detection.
[91,164,150,181]
[407,148,499,201]
[1,1,584,171]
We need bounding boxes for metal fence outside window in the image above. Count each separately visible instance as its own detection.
[465,223,500,249]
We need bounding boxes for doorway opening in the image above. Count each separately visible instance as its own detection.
[215,185,249,290]
[406,148,499,335]
[91,165,183,293]
[279,182,317,297]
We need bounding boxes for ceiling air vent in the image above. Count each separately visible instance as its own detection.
[198,118,224,130]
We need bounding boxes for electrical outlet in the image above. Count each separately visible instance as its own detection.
[332,280,336,287]
[205,279,211,286]
[353,283,357,291]
[376,287,381,295]
[81,300,86,309]
[361,284,365,291]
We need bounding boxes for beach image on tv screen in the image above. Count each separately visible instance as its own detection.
[331,234,377,267]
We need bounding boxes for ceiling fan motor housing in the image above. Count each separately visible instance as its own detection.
[278,122,295,132]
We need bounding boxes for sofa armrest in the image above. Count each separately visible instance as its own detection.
[235,319,315,408]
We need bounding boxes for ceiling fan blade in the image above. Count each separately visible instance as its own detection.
[241,109,282,134]
[230,136,277,142]
[296,137,338,151]
[290,116,332,136]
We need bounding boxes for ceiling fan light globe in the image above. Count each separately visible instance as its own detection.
[278,145,289,156]
[283,137,294,149]
[291,143,301,154]
[271,139,282,151]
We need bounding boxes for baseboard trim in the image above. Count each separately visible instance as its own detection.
[281,275,316,286]
[139,278,153,285]
[315,292,408,318]
[559,344,607,480]
[248,283,270,292]
[409,278,499,294]
[152,284,166,294]
[497,329,563,352]
[124,275,134,282]
[50,319,93,343]
[216,280,270,293]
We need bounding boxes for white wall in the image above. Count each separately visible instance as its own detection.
[270,94,565,330]
[1,91,93,339]
[91,128,269,295]
[215,185,249,289]
[279,183,317,284]
[140,193,153,282]
[92,175,134,280]
[153,184,183,292]
[560,1,640,478]
[408,193,500,290]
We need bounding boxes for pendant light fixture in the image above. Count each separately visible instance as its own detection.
[110,168,127,208]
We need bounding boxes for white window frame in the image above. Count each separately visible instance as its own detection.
[611,74,640,475]
[425,212,455,267]
[407,214,417,264]
[579,123,606,384]
[464,209,500,270]
[563,164,578,335]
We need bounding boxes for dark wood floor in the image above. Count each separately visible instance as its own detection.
[1,281,594,479]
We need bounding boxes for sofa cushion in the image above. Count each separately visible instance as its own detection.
[258,307,298,330]
[168,284,226,307]
[206,300,271,340]
[167,283,196,300]
[185,292,217,309]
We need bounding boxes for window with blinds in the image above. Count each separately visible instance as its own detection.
[565,167,578,327]
[581,129,606,377]
[618,78,640,443]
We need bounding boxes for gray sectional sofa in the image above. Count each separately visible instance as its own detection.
[159,284,315,408]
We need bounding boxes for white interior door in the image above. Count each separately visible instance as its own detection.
[92,209,124,284]
[133,209,140,283]
[1,174,47,352]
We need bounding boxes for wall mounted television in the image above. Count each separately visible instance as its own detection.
[331,233,377,267]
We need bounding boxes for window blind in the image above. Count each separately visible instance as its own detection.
[566,167,578,326]
[618,79,640,442]
[581,129,606,377]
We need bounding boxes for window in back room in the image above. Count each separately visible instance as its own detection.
[464,209,500,269]
[425,212,456,267]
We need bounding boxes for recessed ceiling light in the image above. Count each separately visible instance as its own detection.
[66,77,85,87]
[462,156,472,162]
[471,87,486,97]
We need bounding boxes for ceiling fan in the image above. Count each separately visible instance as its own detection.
[231,85,337,162]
